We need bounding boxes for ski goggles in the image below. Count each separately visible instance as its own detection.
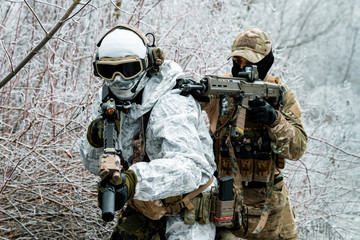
[94,56,147,81]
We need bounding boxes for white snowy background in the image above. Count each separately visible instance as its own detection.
[0,0,359,239]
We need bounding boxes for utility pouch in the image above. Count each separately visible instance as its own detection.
[253,159,271,182]
[198,192,212,224]
[182,192,212,225]
[239,158,253,182]
[183,197,201,225]
[211,176,234,227]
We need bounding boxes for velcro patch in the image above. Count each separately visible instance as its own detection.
[289,100,301,117]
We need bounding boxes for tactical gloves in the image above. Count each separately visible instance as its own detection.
[109,169,137,201]
[97,170,138,211]
[248,98,277,126]
[86,118,120,148]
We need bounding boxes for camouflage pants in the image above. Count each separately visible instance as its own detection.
[216,180,298,240]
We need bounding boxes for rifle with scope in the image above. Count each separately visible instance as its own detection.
[178,65,282,136]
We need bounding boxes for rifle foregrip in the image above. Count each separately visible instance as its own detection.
[101,183,115,222]
[235,108,246,135]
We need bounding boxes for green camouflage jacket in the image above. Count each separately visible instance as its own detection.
[267,81,307,160]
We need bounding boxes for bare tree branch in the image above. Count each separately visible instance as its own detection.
[24,0,48,35]
[308,136,360,159]
[60,0,92,23]
[0,0,82,89]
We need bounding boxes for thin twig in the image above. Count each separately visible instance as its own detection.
[109,0,132,15]
[308,136,360,159]
[32,0,67,10]
[0,209,38,240]
[60,0,92,23]
[140,0,163,20]
[1,40,14,72]
[158,17,184,45]
[24,0,48,35]
[342,27,358,84]
[299,159,312,194]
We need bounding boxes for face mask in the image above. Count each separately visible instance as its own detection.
[254,50,274,80]
[105,72,148,100]
[231,50,274,80]
[231,59,242,77]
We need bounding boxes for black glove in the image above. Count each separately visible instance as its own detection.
[87,118,104,148]
[248,98,276,125]
[86,118,120,148]
[97,170,137,211]
[97,179,128,211]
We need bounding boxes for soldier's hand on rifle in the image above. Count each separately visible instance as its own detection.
[97,170,137,211]
[86,118,120,148]
[248,98,277,126]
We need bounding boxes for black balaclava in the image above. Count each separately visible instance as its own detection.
[231,59,242,78]
[231,49,274,80]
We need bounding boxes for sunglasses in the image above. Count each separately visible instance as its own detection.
[94,56,147,81]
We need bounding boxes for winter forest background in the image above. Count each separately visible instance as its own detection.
[1,0,359,239]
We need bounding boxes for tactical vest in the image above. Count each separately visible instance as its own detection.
[206,75,285,186]
[201,74,287,235]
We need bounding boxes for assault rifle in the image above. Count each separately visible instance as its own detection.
[179,65,282,136]
[98,89,124,222]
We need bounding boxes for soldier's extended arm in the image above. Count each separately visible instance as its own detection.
[267,84,307,160]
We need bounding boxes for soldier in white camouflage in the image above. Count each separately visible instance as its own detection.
[203,28,307,240]
[81,25,218,239]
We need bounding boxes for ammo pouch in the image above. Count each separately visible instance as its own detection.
[210,192,234,227]
[182,176,236,227]
[232,137,272,183]
[210,176,234,227]
[238,158,272,183]
[182,192,212,225]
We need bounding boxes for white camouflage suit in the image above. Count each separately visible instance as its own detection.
[80,60,217,239]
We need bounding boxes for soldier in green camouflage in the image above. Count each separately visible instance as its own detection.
[203,28,307,240]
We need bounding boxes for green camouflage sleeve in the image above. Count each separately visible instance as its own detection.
[267,84,307,160]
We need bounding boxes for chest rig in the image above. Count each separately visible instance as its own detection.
[214,98,273,184]
[213,76,283,185]
[101,85,150,170]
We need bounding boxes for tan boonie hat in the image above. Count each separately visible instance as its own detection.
[229,28,271,63]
